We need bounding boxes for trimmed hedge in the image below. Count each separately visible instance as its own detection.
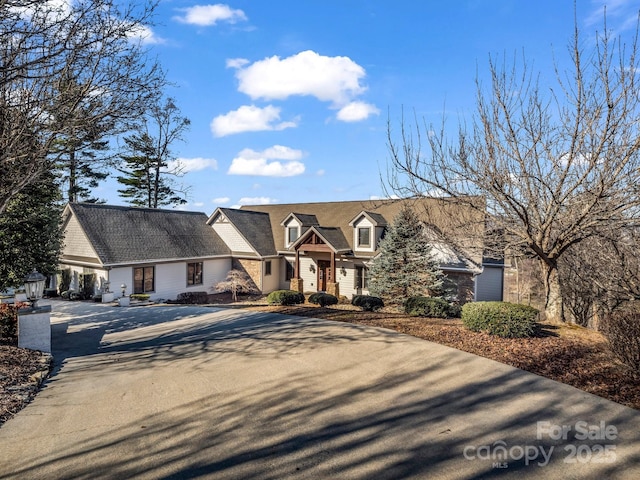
[462,301,539,338]
[176,291,209,304]
[130,294,151,301]
[351,295,384,312]
[308,292,338,307]
[405,296,460,318]
[267,290,305,306]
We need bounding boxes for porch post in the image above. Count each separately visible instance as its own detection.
[290,248,304,293]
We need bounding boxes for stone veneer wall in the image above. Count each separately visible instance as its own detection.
[290,278,303,293]
[232,258,261,291]
[326,282,340,298]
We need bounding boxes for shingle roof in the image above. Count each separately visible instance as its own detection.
[212,208,277,256]
[291,226,351,253]
[66,203,230,265]
[239,198,485,265]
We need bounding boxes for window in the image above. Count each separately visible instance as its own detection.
[357,227,371,247]
[285,261,295,281]
[187,262,203,286]
[134,266,155,293]
[355,266,369,289]
[287,226,299,244]
[265,260,272,276]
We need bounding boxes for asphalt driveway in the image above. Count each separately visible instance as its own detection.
[0,301,639,479]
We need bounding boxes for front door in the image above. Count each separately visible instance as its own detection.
[317,260,331,291]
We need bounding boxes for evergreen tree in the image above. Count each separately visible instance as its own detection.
[368,205,444,306]
[117,98,190,208]
[0,168,63,290]
[50,72,113,203]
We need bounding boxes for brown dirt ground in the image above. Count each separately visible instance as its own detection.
[1,296,638,428]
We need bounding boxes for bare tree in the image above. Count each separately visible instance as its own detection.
[0,0,165,213]
[386,15,640,322]
[214,269,258,302]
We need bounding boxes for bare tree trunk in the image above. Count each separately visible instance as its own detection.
[541,261,564,322]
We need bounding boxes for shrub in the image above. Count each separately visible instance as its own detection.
[600,307,640,373]
[80,273,96,300]
[308,292,338,307]
[405,296,460,318]
[176,291,209,304]
[60,268,72,296]
[130,294,151,302]
[462,301,539,338]
[267,290,305,306]
[0,303,19,339]
[351,295,384,312]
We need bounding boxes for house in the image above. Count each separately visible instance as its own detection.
[58,198,505,303]
[58,203,231,300]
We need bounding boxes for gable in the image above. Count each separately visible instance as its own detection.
[60,210,102,266]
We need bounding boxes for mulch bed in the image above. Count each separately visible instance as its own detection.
[0,340,52,426]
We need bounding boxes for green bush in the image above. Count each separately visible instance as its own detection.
[176,291,209,304]
[351,295,384,312]
[59,269,72,296]
[267,290,305,306]
[130,294,151,301]
[308,292,338,307]
[462,302,539,338]
[405,296,460,318]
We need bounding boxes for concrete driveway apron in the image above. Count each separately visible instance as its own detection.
[0,300,638,479]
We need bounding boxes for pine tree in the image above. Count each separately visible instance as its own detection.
[368,205,444,306]
[116,98,190,208]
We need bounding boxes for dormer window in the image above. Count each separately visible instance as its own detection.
[357,227,371,247]
[288,226,299,244]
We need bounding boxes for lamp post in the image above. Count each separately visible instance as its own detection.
[120,283,127,297]
[23,269,46,308]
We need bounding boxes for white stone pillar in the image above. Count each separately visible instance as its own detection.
[17,305,52,353]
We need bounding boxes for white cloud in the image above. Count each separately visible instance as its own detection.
[174,4,247,26]
[168,157,218,173]
[336,101,380,122]
[228,146,306,177]
[212,197,230,204]
[316,169,325,176]
[238,196,278,205]
[211,105,298,137]
[230,50,367,106]
[127,23,165,45]
[226,58,250,69]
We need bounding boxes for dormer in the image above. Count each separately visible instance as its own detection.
[281,213,319,249]
[348,211,388,253]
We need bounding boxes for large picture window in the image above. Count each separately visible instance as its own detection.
[357,227,371,247]
[134,266,155,293]
[187,262,203,286]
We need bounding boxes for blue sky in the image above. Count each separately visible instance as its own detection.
[97,0,640,211]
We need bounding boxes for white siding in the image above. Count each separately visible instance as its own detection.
[475,265,504,301]
[262,259,280,293]
[108,258,231,301]
[62,215,100,260]
[212,223,254,253]
[352,217,375,253]
[283,217,302,249]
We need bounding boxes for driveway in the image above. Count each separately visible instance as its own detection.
[0,301,638,479]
